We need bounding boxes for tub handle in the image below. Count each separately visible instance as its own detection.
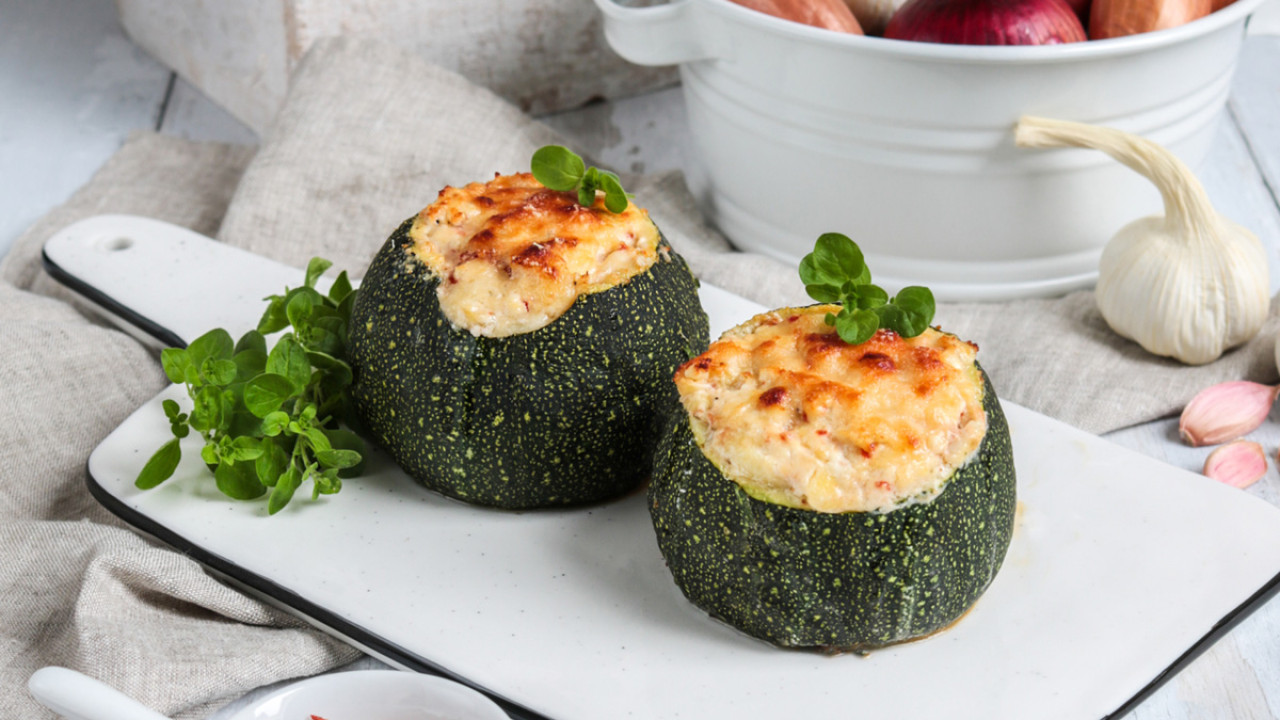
[595,0,716,66]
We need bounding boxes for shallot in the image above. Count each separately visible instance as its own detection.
[1090,0,1212,39]
[731,0,864,33]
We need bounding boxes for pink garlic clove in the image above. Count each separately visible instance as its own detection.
[1203,440,1267,489]
[1179,381,1280,447]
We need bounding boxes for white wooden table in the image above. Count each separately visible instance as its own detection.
[5,1,1280,718]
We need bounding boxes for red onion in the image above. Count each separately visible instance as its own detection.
[884,0,1088,45]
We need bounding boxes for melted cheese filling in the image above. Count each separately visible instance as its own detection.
[675,307,987,514]
[405,172,659,337]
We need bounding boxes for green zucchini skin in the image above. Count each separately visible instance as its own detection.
[349,218,709,509]
[649,370,1015,651]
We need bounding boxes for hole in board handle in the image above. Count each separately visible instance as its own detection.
[99,236,134,251]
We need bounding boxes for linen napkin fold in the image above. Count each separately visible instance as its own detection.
[4,32,1278,720]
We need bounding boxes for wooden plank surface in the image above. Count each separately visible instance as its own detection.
[0,0,172,258]
[157,77,259,146]
[1231,37,1280,216]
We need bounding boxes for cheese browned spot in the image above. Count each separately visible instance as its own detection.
[405,172,660,337]
[674,306,987,514]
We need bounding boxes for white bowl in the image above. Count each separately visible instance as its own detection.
[595,0,1267,300]
[224,670,509,720]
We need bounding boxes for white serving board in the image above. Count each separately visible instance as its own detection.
[46,215,1280,720]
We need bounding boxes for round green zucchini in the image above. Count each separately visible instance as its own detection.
[649,370,1015,651]
[348,218,709,509]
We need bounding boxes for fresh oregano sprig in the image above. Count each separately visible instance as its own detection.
[530,145,630,213]
[799,233,936,345]
[134,257,365,515]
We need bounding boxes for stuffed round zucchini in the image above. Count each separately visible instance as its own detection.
[348,172,708,509]
[650,306,1015,650]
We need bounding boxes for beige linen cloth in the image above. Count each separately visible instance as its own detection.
[3,37,1277,718]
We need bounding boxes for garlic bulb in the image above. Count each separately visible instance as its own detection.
[1015,116,1270,365]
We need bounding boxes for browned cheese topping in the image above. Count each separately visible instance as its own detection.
[674,306,988,513]
[406,172,660,337]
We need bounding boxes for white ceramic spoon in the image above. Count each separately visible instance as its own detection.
[28,667,172,720]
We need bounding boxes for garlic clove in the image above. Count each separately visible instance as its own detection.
[1203,440,1267,489]
[1179,381,1280,447]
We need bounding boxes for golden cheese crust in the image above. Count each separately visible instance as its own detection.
[674,306,987,514]
[406,172,660,337]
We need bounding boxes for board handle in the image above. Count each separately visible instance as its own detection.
[42,215,311,348]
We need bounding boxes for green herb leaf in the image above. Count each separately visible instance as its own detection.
[834,308,880,346]
[262,411,290,437]
[313,468,343,497]
[255,437,289,487]
[244,373,297,417]
[160,348,191,385]
[578,167,600,208]
[530,145,586,191]
[892,286,936,322]
[201,357,238,386]
[328,271,353,304]
[316,448,361,469]
[286,289,317,331]
[804,283,842,304]
[233,349,268,382]
[306,349,352,386]
[266,335,311,393]
[235,330,267,356]
[215,460,267,500]
[226,435,265,462]
[191,385,222,432]
[598,170,629,213]
[801,233,867,289]
[305,257,332,289]
[267,467,300,515]
[853,284,889,310]
[187,328,234,368]
[798,233,934,345]
[530,145,630,214]
[135,438,182,489]
[302,427,332,452]
[258,295,290,334]
[323,428,366,478]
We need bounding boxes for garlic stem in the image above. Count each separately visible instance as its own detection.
[1014,116,1218,244]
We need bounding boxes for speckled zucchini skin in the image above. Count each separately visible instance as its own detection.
[348,218,709,509]
[649,371,1015,651]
